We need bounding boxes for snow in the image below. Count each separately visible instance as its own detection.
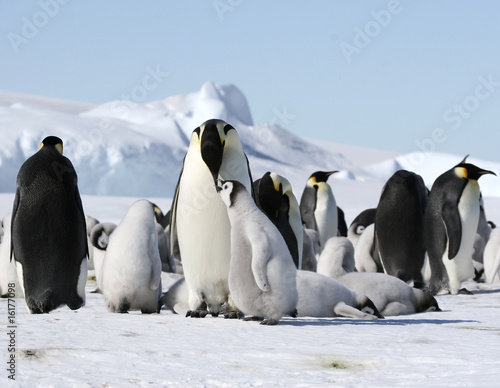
[1,84,500,386]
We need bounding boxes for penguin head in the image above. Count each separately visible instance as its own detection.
[194,119,241,188]
[40,136,63,154]
[453,156,496,181]
[217,179,247,208]
[306,170,338,187]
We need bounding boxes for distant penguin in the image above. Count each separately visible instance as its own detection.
[169,119,254,317]
[89,222,117,292]
[11,136,88,314]
[375,170,428,288]
[338,272,441,316]
[156,223,176,273]
[300,171,339,249]
[347,208,376,248]
[100,200,162,313]
[218,180,298,325]
[301,228,318,272]
[353,224,381,273]
[152,204,170,229]
[425,157,496,295]
[254,171,303,269]
[337,207,348,237]
[296,270,383,319]
[0,214,23,298]
[483,228,500,283]
[472,195,492,279]
[85,216,99,270]
[317,237,355,279]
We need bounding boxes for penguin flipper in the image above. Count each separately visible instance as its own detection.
[249,227,271,292]
[442,200,462,260]
[169,164,183,260]
[148,233,162,291]
[74,187,89,259]
[300,188,317,231]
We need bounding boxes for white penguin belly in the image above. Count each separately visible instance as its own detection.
[314,187,338,247]
[177,160,231,308]
[443,181,479,294]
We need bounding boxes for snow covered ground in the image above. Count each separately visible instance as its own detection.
[1,85,500,387]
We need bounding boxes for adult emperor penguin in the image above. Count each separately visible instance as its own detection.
[425,157,496,295]
[11,136,88,313]
[100,200,162,313]
[218,180,298,325]
[254,172,303,269]
[170,119,254,317]
[375,170,428,288]
[300,171,339,249]
[0,214,23,298]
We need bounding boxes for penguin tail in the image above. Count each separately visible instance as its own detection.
[26,290,59,314]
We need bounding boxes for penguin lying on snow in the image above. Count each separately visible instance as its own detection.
[170,119,254,318]
[296,270,383,319]
[218,179,298,325]
[100,200,162,313]
[425,156,496,295]
[338,272,440,316]
[11,136,88,314]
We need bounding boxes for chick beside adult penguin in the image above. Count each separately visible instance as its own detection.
[425,156,495,295]
[11,136,88,313]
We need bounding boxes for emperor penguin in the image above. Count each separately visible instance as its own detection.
[0,214,23,298]
[353,224,382,273]
[347,208,376,248]
[316,236,355,279]
[89,222,117,292]
[296,270,383,319]
[338,272,441,316]
[424,156,496,295]
[85,216,99,270]
[100,200,162,313]
[375,170,428,288]
[300,171,339,249]
[169,119,254,317]
[11,136,88,314]
[254,172,303,269]
[218,180,298,325]
[483,227,500,283]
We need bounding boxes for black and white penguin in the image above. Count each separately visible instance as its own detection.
[169,119,254,317]
[218,180,298,325]
[347,208,376,248]
[375,170,428,288]
[0,213,23,298]
[11,136,88,313]
[300,171,339,249]
[425,157,496,295]
[254,171,303,269]
[89,222,117,293]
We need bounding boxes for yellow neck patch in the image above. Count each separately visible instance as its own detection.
[454,167,468,179]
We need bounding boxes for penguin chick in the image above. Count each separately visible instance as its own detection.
[218,180,298,325]
[317,236,356,279]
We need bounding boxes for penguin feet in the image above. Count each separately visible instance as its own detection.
[260,319,279,326]
[243,316,264,322]
[458,288,473,295]
[289,309,298,318]
[186,309,209,318]
[224,311,243,319]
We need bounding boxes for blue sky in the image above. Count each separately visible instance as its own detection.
[1,1,500,162]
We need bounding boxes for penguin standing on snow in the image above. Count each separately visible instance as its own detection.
[169,119,254,317]
[375,170,428,288]
[425,157,496,295]
[11,136,88,313]
[100,200,162,313]
[300,171,339,249]
[218,180,298,325]
[254,171,303,269]
[0,214,23,298]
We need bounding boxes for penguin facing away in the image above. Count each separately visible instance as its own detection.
[169,119,254,317]
[375,170,428,288]
[254,171,303,269]
[300,171,339,249]
[218,180,298,325]
[317,236,356,279]
[425,156,496,295]
[11,136,88,313]
[100,200,162,313]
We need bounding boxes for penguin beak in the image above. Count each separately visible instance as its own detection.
[326,171,339,177]
[478,169,496,177]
